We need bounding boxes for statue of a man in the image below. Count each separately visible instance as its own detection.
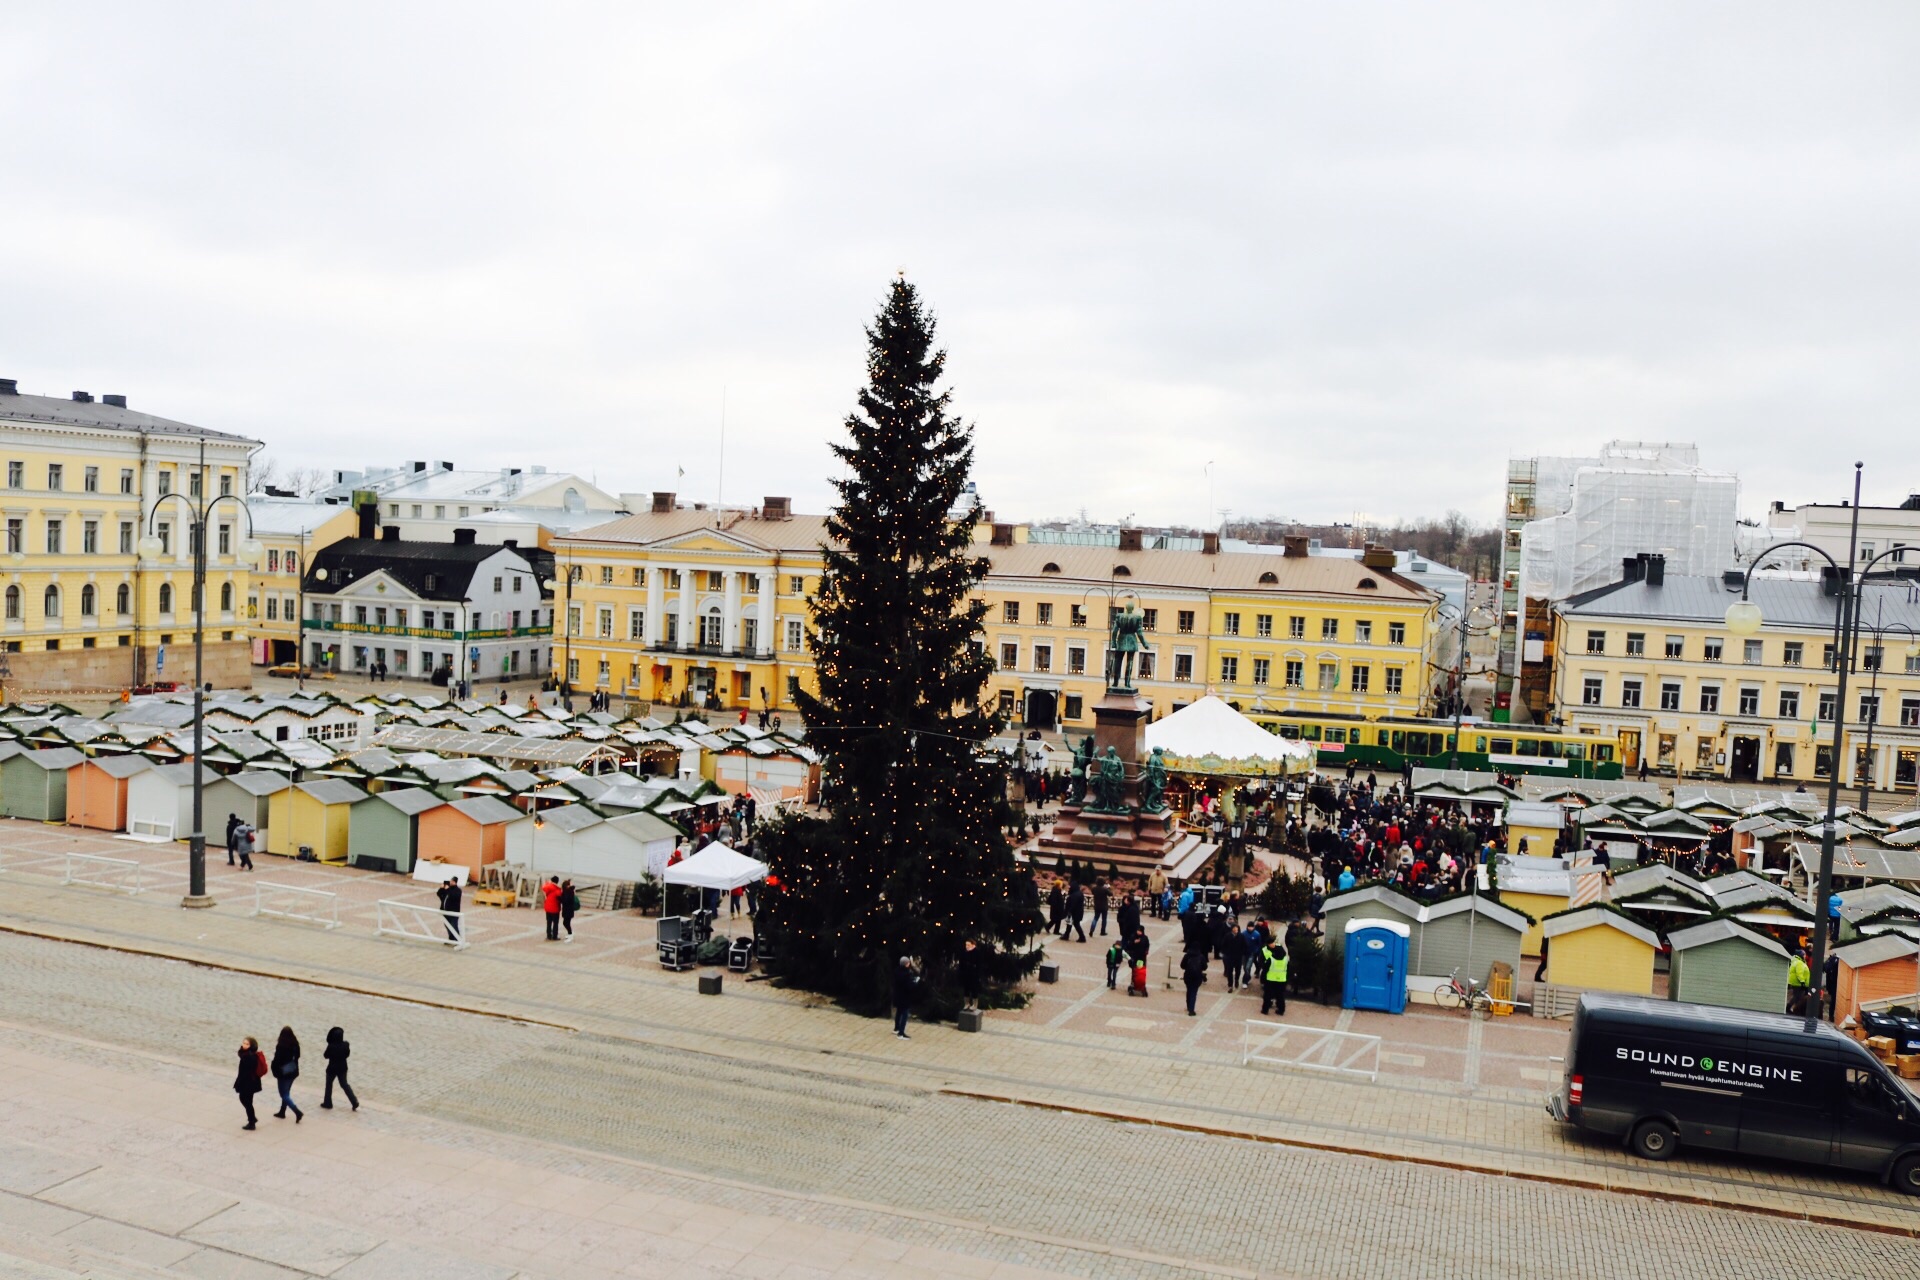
[1141,746,1169,813]
[1093,746,1127,812]
[1068,734,1093,806]
[1107,603,1147,690]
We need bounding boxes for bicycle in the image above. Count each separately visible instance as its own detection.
[1432,966,1494,1013]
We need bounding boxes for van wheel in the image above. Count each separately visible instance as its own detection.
[1631,1119,1678,1161]
[1893,1154,1920,1196]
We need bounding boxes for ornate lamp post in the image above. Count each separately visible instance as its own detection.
[140,439,261,909]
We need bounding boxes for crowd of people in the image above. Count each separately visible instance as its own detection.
[232,1024,359,1130]
[1306,774,1503,902]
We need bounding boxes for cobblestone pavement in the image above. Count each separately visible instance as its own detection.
[3,822,1920,1239]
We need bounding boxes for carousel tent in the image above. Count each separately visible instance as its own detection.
[1143,696,1313,776]
[662,841,769,892]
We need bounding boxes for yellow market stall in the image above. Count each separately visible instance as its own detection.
[266,778,366,863]
[1540,905,1658,997]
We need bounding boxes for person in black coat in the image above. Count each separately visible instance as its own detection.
[270,1026,304,1122]
[1116,890,1140,943]
[321,1026,358,1111]
[957,939,984,1012]
[1063,884,1087,943]
[1180,947,1209,1016]
[1223,923,1248,993]
[1090,879,1111,936]
[1046,882,1065,937]
[437,879,462,942]
[891,956,919,1039]
[224,813,242,866]
[234,1035,263,1130]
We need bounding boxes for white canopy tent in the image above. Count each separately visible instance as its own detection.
[1144,696,1315,777]
[662,841,769,892]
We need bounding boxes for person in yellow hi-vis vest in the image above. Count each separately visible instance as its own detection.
[1260,939,1289,1017]
[1786,949,1811,1015]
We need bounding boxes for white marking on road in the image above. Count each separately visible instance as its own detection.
[1106,1016,1157,1031]
[1333,1008,1356,1034]
[1381,1052,1427,1067]
[1046,978,1115,1029]
[1465,1009,1485,1089]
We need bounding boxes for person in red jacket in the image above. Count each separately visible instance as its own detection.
[541,875,563,941]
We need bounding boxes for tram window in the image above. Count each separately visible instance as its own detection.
[1594,744,1612,762]
[1540,740,1562,758]
[1390,731,1405,752]
[1302,725,1322,741]
[1415,732,1438,756]
[1565,743,1586,760]
[1325,727,1347,744]
[1278,725,1300,739]
[1474,736,1487,752]
[1516,739,1539,757]
[1378,729,1391,746]
[1490,738,1512,755]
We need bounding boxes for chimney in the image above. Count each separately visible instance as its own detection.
[1721,569,1746,590]
[102,394,127,408]
[411,460,428,473]
[502,538,518,548]
[1282,535,1310,558]
[1621,556,1644,584]
[651,492,676,513]
[1202,531,1221,555]
[71,391,93,403]
[0,379,16,395]
[1821,564,1848,598]
[1118,528,1144,552]
[762,496,791,520]
[1360,542,1396,570]
[990,523,1015,547]
[356,502,378,539]
[452,528,477,546]
[381,525,401,542]
[1643,553,1665,587]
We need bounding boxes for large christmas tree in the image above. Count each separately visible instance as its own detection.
[758,277,1042,1013]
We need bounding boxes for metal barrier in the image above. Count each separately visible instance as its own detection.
[128,818,175,839]
[251,881,341,930]
[375,898,468,950]
[62,852,145,895]
[1241,1019,1381,1082]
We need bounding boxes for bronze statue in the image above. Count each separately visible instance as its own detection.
[1141,746,1168,813]
[1068,734,1092,806]
[1092,746,1127,812]
[1106,602,1147,690]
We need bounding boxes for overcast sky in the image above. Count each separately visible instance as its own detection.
[5,4,1919,528]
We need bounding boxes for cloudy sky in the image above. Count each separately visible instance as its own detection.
[5,4,1919,527]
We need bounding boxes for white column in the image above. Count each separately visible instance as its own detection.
[646,563,665,647]
[756,570,775,658]
[723,570,742,654]
[678,565,695,650]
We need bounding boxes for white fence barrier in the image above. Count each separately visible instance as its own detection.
[1242,1019,1382,1082]
[375,898,467,950]
[251,881,341,930]
[62,852,145,895]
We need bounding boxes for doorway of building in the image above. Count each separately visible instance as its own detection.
[1730,735,1760,783]
[690,665,716,707]
[1024,689,1057,730]
[1619,730,1641,772]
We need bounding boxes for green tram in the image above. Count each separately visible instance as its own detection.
[1245,711,1625,780]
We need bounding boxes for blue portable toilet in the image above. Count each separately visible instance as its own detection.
[1343,917,1411,1013]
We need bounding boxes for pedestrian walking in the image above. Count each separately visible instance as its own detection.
[234,1035,266,1130]
[1181,947,1208,1016]
[1064,882,1088,943]
[225,813,242,866]
[270,1026,304,1122]
[235,822,255,871]
[892,956,919,1039]
[321,1026,359,1111]
[1105,939,1123,989]
[542,875,563,940]
[1124,927,1150,998]
[1223,923,1247,993]
[1046,880,1065,937]
[1533,935,1549,983]
[1091,879,1110,936]
[437,877,462,942]
[560,879,579,941]
[1259,939,1289,1017]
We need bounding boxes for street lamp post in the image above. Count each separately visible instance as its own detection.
[142,439,261,910]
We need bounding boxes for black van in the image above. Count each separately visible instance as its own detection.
[1549,993,1920,1193]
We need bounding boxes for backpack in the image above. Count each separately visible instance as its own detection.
[1105,944,1123,967]
[254,1049,269,1079]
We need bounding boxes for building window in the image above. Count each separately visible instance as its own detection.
[1067,646,1086,675]
[1256,614,1273,638]
[189,469,203,498]
[1902,697,1920,728]
[1069,604,1087,628]
[1388,622,1405,645]
[1350,664,1369,692]
[220,582,233,612]
[1321,618,1338,641]
[1585,629,1605,654]
[1699,685,1720,713]
[1775,743,1795,776]
[1779,689,1800,719]
[46,463,62,491]
[999,642,1018,670]
[119,468,133,494]
[1355,620,1372,643]
[265,597,277,621]
[82,521,97,554]
[1002,601,1020,624]
[4,519,19,555]
[1141,608,1157,631]
[1220,655,1238,683]
[1178,610,1196,634]
[567,605,581,637]
[118,522,133,555]
[83,466,98,493]
[631,567,646,586]
[1665,635,1684,659]
[1034,602,1053,626]
[115,584,129,615]
[221,473,233,496]
[1738,686,1760,716]
[1252,657,1270,685]
[1582,676,1603,705]
[1743,638,1764,665]
[1818,691,1838,721]
[1702,638,1723,663]
[597,565,612,585]
[4,585,18,619]
[786,619,804,651]
[44,519,61,555]
[1621,678,1642,708]
[217,525,231,556]
[1823,644,1838,671]
[1783,641,1803,667]
[598,606,614,639]
[1860,693,1880,724]
[1138,650,1156,680]
[629,609,645,640]
[1033,644,1052,673]
[1317,662,1339,691]
[158,470,172,496]
[1285,659,1304,688]
[1864,645,1885,672]
[42,585,59,620]
[6,461,20,488]
[1815,744,1834,778]
[1289,616,1305,640]
[1063,694,1083,720]
[1174,653,1194,682]
[566,656,579,683]
[1660,681,1681,712]
[1223,612,1240,636]
[1625,632,1645,657]
[1384,667,1402,694]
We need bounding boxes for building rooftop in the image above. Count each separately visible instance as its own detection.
[1560,573,1920,631]
[305,537,536,602]
[566,508,832,555]
[979,541,1435,600]
[0,385,261,446]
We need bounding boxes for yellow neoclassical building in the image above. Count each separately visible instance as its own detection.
[244,499,360,668]
[551,498,1446,729]
[0,381,261,694]
[1552,555,1920,791]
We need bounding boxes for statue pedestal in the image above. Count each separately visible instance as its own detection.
[1091,689,1151,809]
[1026,685,1184,879]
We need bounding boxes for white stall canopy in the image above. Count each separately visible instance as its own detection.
[663,842,769,891]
